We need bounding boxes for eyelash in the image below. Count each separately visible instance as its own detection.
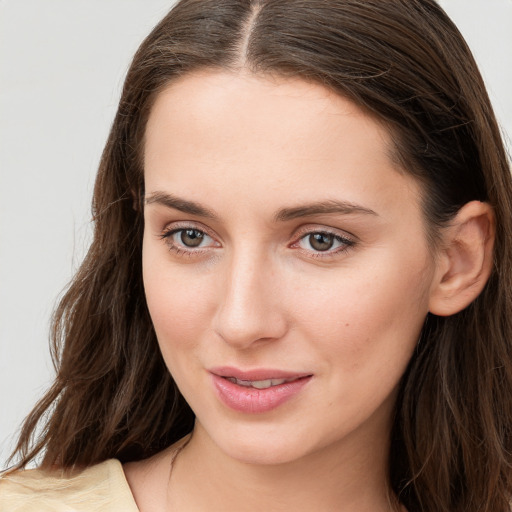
[158,225,356,259]
[291,229,355,259]
[158,225,218,257]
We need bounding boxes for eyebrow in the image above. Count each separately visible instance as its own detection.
[145,192,218,219]
[144,191,377,222]
[273,200,378,222]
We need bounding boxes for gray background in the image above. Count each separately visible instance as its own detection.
[1,0,511,466]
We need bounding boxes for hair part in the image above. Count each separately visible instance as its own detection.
[10,1,512,511]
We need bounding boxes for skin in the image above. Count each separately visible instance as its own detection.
[124,70,494,511]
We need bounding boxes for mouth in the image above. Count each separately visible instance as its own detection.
[209,367,313,413]
[224,376,308,389]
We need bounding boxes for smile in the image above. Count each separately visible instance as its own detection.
[225,377,301,389]
[210,368,312,414]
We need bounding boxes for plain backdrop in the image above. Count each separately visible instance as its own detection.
[1,0,511,467]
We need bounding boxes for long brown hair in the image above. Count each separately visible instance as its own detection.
[10,1,512,510]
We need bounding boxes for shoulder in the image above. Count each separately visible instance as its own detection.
[0,459,139,512]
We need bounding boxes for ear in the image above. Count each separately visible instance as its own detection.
[429,201,495,316]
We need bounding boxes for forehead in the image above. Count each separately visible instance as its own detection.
[144,69,392,157]
[143,70,422,222]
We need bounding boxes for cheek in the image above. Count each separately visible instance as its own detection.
[143,270,213,395]
[289,255,432,373]
[142,242,213,353]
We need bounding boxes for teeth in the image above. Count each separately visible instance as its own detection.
[226,377,293,389]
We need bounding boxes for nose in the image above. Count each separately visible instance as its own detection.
[212,250,288,349]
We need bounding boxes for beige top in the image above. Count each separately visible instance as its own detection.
[0,459,139,512]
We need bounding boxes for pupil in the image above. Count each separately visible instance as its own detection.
[310,233,334,251]
[181,229,204,247]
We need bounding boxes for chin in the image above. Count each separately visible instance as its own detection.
[224,440,307,466]
[203,422,321,466]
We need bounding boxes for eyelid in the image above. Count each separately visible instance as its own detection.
[159,221,220,241]
[289,224,357,257]
[158,221,222,255]
[291,224,357,243]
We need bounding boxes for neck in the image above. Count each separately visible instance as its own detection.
[169,421,399,512]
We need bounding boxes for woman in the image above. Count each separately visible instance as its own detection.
[1,0,511,511]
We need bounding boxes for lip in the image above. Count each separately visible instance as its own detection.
[210,366,312,381]
[209,367,313,414]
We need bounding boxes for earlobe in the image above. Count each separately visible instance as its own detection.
[428,201,495,317]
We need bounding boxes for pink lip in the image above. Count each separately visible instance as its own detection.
[209,367,312,414]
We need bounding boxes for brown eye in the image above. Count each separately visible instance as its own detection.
[296,230,354,256]
[308,233,334,251]
[180,229,205,247]
[160,226,219,255]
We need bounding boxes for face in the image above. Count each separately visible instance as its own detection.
[142,70,437,466]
